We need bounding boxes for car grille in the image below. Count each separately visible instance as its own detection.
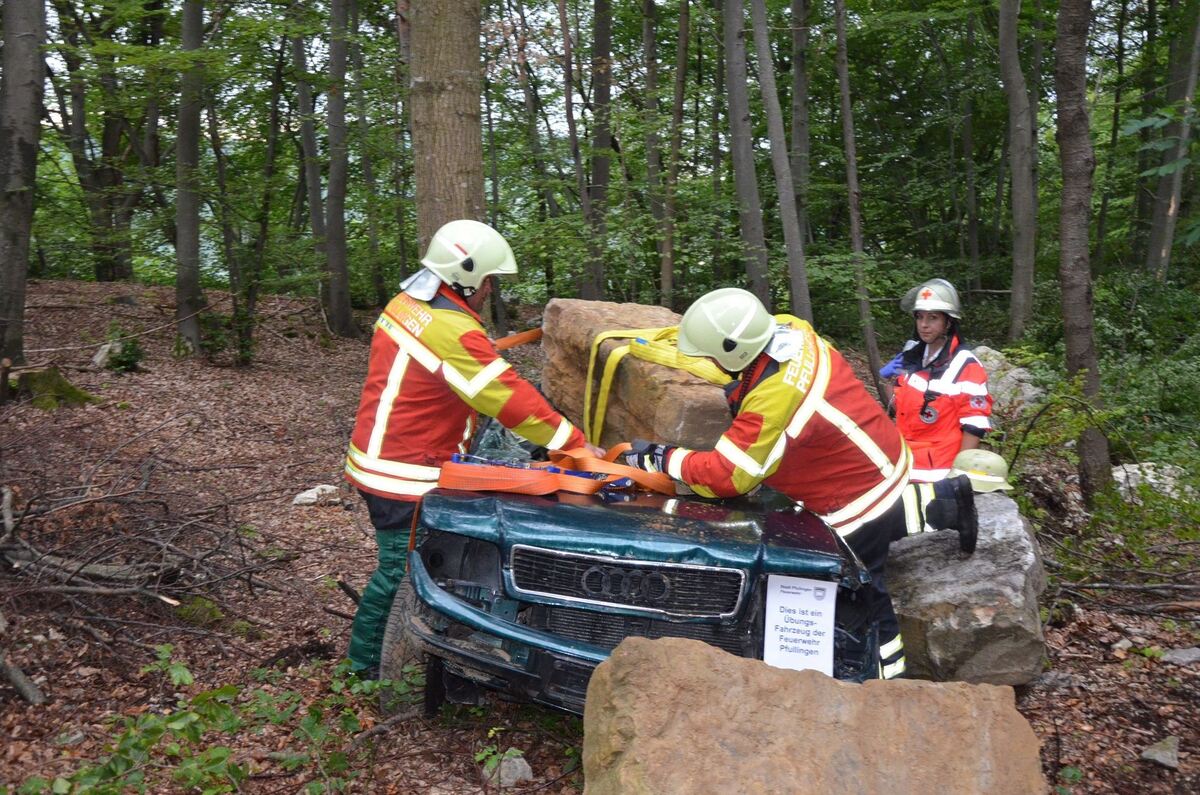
[509,545,744,618]
[541,605,750,657]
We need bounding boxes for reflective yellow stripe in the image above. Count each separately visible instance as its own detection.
[784,338,833,440]
[902,484,924,535]
[880,634,905,660]
[910,467,951,482]
[345,460,438,497]
[443,357,510,399]
[815,400,894,476]
[824,445,912,526]
[347,444,441,482]
[667,448,690,480]
[546,418,576,451]
[882,656,906,679]
[367,350,411,457]
[376,313,442,372]
[715,436,766,477]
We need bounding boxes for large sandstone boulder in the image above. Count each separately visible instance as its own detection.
[888,492,1047,686]
[542,299,729,449]
[583,636,1046,795]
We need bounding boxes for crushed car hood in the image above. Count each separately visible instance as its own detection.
[419,488,855,581]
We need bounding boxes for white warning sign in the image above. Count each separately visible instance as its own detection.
[763,575,836,676]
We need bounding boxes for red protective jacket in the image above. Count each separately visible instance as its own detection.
[664,317,911,537]
[345,284,585,501]
[893,334,992,481]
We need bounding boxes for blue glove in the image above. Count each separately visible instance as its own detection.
[879,351,906,379]
[624,440,675,473]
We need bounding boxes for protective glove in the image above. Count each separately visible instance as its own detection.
[623,439,675,474]
[879,351,906,379]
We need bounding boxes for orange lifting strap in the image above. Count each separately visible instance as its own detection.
[436,443,674,497]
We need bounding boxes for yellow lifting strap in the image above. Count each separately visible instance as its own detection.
[582,327,732,445]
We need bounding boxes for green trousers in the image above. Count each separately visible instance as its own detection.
[348,495,415,673]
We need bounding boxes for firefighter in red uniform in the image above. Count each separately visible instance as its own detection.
[623,288,978,679]
[880,278,993,482]
[344,219,593,676]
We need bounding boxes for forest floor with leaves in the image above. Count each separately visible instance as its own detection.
[1,279,1197,793]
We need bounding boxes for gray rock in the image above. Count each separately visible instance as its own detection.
[91,341,123,369]
[583,637,1047,795]
[1111,638,1133,652]
[1031,670,1080,691]
[972,345,1044,412]
[292,485,341,506]
[1112,463,1196,502]
[888,493,1047,686]
[1162,647,1200,666]
[482,752,534,789]
[1140,736,1180,769]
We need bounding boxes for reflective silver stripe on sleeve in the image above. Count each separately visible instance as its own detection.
[961,415,991,429]
[667,448,690,480]
[715,437,767,477]
[546,418,575,451]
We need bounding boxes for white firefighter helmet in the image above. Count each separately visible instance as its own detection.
[420,219,517,290]
[950,449,1014,492]
[677,287,775,372]
[901,278,962,319]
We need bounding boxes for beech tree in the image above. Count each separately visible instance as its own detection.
[0,0,46,364]
[999,0,1037,341]
[1055,0,1112,500]
[175,0,205,354]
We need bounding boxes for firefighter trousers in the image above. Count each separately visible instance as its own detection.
[347,492,415,674]
[843,498,910,679]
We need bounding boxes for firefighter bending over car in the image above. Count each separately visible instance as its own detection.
[623,288,979,680]
[343,220,598,678]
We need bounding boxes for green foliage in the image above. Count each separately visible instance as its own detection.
[102,324,144,374]
[174,597,225,628]
[474,726,525,779]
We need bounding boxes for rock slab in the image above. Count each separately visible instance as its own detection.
[541,299,729,449]
[583,636,1046,795]
[887,492,1047,686]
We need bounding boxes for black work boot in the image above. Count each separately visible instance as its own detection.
[925,475,979,554]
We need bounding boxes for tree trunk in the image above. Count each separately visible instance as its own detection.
[661,0,690,310]
[1145,2,1200,279]
[352,0,387,308]
[205,102,246,363]
[790,0,812,247]
[410,0,485,252]
[175,0,205,355]
[751,0,811,321]
[582,0,613,300]
[723,0,770,304]
[643,0,668,306]
[999,0,1036,341]
[325,0,358,337]
[556,0,594,287]
[834,0,883,398]
[482,18,509,336]
[0,0,45,365]
[963,13,981,291]
[1136,0,1159,233]
[1027,0,1044,228]
[1094,0,1127,269]
[509,0,561,297]
[1055,0,1111,502]
[292,22,329,301]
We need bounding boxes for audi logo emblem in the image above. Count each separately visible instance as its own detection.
[581,565,672,604]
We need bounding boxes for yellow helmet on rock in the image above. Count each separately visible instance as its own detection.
[901,278,962,319]
[950,449,1014,492]
[677,287,775,372]
[420,219,517,290]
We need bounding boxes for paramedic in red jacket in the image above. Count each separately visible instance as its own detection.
[344,219,591,676]
[623,288,977,680]
[880,279,994,482]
